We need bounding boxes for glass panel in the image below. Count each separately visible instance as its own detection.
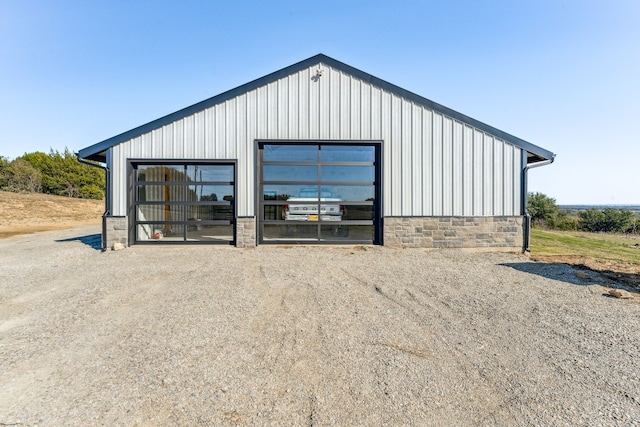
[137,205,184,221]
[137,165,185,182]
[186,225,233,242]
[262,185,310,201]
[137,185,184,202]
[341,205,375,221]
[263,144,317,162]
[187,185,234,202]
[186,165,234,183]
[263,165,318,182]
[320,145,375,162]
[186,205,233,221]
[320,225,374,241]
[263,224,319,241]
[137,223,185,241]
[321,165,374,182]
[320,185,375,202]
[263,205,286,221]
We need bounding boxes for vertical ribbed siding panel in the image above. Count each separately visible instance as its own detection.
[422,109,433,215]
[213,104,223,158]
[257,86,268,139]
[442,116,453,216]
[483,135,493,215]
[203,108,213,159]
[390,94,402,216]
[502,141,513,215]
[277,78,288,139]
[308,72,319,139]
[288,73,299,138]
[513,146,522,215]
[380,90,392,216]
[411,103,423,216]
[360,83,371,140]
[235,94,247,216]
[111,145,122,215]
[473,130,484,216]
[400,99,413,215]
[267,82,278,138]
[432,113,443,216]
[340,73,351,139]
[463,125,474,216]
[195,111,206,158]
[350,77,361,139]
[319,70,330,139]
[226,99,237,158]
[452,121,463,215]
[493,138,504,215]
[298,70,311,139]
[336,72,350,139]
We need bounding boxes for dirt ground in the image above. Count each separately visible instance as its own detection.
[0,191,103,238]
[1,227,639,425]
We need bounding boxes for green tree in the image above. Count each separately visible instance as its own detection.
[0,159,42,193]
[527,192,560,228]
[579,208,633,233]
[0,156,9,188]
[579,208,606,232]
[18,148,104,199]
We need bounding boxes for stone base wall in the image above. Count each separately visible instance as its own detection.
[236,217,256,248]
[104,216,128,249]
[384,216,524,250]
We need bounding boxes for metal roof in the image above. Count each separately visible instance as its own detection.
[78,54,555,164]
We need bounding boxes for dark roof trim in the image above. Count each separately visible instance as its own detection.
[78,54,555,163]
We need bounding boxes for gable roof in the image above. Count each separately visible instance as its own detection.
[78,54,554,164]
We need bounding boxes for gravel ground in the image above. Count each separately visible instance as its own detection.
[1,226,639,426]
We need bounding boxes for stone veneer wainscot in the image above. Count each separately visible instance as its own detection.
[383,217,524,250]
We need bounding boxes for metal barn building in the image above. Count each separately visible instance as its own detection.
[78,54,554,250]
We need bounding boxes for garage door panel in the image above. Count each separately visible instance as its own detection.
[258,142,381,245]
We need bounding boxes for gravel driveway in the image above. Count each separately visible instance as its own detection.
[1,226,639,426]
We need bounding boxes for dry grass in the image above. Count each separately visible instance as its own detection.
[0,191,103,238]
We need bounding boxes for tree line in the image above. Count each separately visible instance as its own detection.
[0,149,104,199]
[528,192,638,234]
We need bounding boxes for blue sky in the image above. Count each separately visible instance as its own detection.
[1,0,638,204]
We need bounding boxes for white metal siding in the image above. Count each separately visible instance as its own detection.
[110,62,524,218]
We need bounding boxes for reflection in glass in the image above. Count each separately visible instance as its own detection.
[187,185,234,202]
[263,205,286,221]
[263,185,311,201]
[320,185,375,202]
[137,185,183,202]
[186,205,233,221]
[137,205,183,221]
[321,165,374,182]
[263,144,318,162]
[263,224,319,240]
[137,223,185,241]
[341,205,375,220]
[320,145,375,162]
[137,165,184,182]
[263,165,318,182]
[186,225,233,242]
[186,165,234,182]
[320,225,373,241]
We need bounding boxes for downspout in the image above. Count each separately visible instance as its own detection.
[76,154,110,251]
[522,154,556,252]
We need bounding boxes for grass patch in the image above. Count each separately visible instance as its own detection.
[530,229,640,265]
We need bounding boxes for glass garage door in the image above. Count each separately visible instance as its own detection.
[258,143,381,244]
[132,162,235,244]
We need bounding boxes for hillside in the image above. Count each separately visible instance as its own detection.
[0,191,103,238]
